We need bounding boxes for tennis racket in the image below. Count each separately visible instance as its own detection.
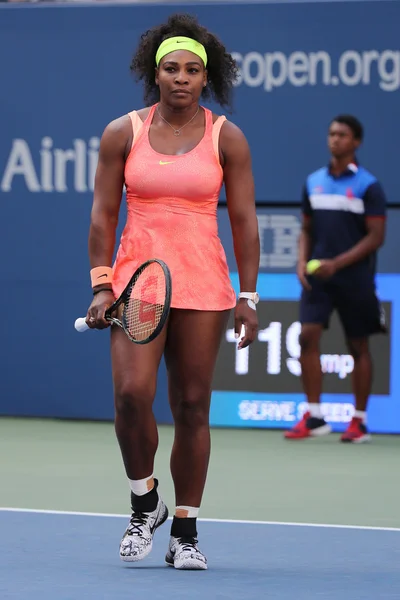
[74,259,172,344]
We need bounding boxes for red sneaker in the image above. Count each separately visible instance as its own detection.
[340,417,371,443]
[284,411,332,440]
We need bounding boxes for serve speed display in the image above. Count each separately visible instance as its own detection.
[213,300,391,395]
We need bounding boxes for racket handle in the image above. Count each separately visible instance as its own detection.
[74,317,90,333]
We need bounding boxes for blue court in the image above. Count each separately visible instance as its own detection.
[1,510,399,600]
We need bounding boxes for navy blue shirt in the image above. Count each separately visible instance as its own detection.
[302,163,386,278]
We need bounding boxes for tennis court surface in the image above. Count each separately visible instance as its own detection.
[1,418,400,599]
[2,509,400,599]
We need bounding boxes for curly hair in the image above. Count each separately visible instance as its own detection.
[130,13,238,110]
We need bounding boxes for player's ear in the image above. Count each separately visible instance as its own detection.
[155,67,159,86]
[203,69,207,88]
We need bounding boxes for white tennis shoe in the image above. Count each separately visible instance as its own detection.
[165,536,208,570]
[119,496,169,562]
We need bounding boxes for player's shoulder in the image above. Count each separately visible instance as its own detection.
[102,114,132,142]
[103,106,151,136]
[101,108,150,152]
[216,115,242,136]
[356,165,379,187]
[216,116,249,153]
[305,166,329,188]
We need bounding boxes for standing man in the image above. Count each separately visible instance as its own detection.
[285,115,387,443]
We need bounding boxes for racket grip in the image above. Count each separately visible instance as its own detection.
[74,317,90,333]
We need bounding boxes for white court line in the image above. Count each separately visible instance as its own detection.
[1,507,400,532]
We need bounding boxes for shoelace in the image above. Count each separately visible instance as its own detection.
[177,536,200,553]
[127,512,149,538]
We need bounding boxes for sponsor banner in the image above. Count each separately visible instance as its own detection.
[1,2,400,203]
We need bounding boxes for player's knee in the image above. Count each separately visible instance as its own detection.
[299,327,320,354]
[114,380,155,418]
[172,386,210,426]
[346,339,369,361]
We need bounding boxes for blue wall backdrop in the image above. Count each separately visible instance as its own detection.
[0,1,399,432]
[1,1,399,203]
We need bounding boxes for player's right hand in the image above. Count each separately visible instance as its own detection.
[86,290,115,329]
[297,261,311,291]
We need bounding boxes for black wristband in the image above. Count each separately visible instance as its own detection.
[93,287,113,296]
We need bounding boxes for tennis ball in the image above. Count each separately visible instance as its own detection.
[306,259,322,275]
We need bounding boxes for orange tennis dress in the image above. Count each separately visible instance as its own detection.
[112,104,236,311]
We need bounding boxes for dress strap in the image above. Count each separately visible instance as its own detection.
[127,105,157,151]
[127,111,143,148]
[212,115,226,162]
[144,104,158,130]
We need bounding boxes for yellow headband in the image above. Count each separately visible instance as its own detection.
[155,36,208,67]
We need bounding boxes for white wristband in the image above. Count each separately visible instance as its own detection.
[238,292,259,310]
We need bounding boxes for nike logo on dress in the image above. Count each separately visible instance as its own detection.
[159,160,175,165]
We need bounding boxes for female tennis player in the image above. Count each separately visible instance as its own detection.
[85,13,260,570]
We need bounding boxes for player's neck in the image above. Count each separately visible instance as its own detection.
[330,155,355,176]
[157,101,200,127]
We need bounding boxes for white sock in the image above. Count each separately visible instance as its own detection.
[308,403,322,418]
[354,410,367,424]
[175,506,199,518]
[129,474,154,496]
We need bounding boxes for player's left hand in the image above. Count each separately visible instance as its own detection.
[234,299,259,349]
[314,259,338,279]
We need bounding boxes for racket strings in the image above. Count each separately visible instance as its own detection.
[124,263,166,341]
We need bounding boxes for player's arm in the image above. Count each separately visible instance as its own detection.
[334,181,386,271]
[220,120,260,348]
[298,184,312,289]
[88,116,131,289]
[86,116,130,329]
[221,121,259,293]
[299,184,313,264]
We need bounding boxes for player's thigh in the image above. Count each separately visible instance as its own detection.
[300,281,333,332]
[111,323,168,404]
[164,309,231,406]
[334,281,385,340]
